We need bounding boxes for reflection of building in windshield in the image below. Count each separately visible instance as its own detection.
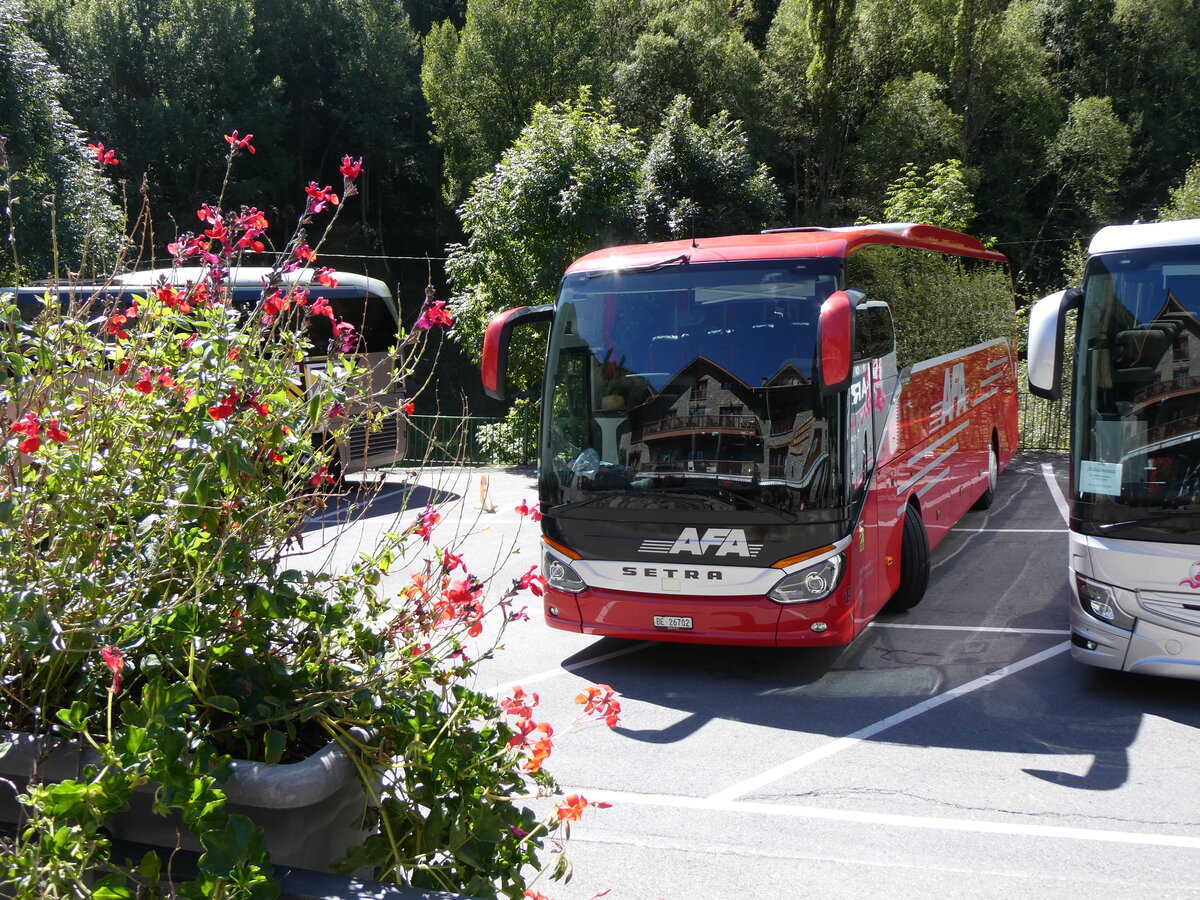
[616,356,829,486]
[1107,289,1200,505]
[1128,293,1200,451]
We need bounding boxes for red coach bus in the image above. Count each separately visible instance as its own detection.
[483,224,1019,646]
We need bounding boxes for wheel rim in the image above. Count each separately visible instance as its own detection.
[988,445,998,491]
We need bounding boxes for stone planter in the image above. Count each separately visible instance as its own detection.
[0,729,372,872]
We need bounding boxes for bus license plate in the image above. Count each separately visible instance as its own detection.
[654,615,693,630]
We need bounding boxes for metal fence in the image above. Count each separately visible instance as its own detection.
[1017,388,1070,452]
[402,414,537,466]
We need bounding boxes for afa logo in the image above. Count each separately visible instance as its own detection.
[932,362,969,429]
[640,527,763,558]
[1179,561,1200,590]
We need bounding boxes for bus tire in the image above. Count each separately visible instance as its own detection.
[887,503,930,612]
[973,439,998,511]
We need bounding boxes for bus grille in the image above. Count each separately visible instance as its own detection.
[346,413,403,468]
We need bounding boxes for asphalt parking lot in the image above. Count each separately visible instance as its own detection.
[309,453,1200,899]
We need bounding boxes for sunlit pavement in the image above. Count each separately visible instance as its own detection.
[309,454,1200,900]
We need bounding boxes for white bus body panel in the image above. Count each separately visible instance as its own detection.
[1070,531,1200,679]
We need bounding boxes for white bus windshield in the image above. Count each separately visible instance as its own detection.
[541,260,847,525]
[1074,245,1200,540]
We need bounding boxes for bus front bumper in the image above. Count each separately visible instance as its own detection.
[542,584,858,647]
[1071,606,1200,681]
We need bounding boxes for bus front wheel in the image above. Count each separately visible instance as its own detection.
[887,504,930,612]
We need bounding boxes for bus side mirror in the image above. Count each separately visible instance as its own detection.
[481,304,554,401]
[1027,287,1082,401]
[817,290,855,397]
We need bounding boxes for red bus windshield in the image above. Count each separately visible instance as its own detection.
[541,260,848,535]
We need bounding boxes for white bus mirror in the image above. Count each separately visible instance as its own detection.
[1027,286,1082,401]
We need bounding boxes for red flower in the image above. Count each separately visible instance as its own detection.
[17,435,40,453]
[441,550,463,572]
[500,686,539,720]
[106,313,129,340]
[310,465,337,487]
[402,401,415,417]
[310,296,335,321]
[134,373,154,394]
[11,412,39,437]
[517,564,546,598]
[100,646,125,694]
[87,142,119,167]
[515,500,542,522]
[224,130,256,155]
[574,684,622,728]
[414,506,440,542]
[304,183,339,213]
[294,243,317,264]
[339,155,363,180]
[45,420,70,443]
[415,299,452,330]
[314,267,338,288]
[556,794,597,822]
[334,320,357,352]
[247,397,269,418]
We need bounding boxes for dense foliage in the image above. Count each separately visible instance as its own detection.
[0,144,610,899]
[5,0,1198,295]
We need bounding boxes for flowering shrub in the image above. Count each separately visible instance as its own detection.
[0,138,616,898]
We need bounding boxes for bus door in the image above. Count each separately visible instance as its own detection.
[848,301,897,623]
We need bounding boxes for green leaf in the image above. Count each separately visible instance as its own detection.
[206,694,241,715]
[263,729,286,764]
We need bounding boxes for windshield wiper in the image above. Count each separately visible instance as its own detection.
[1097,511,1200,531]
[585,254,689,279]
[653,484,799,521]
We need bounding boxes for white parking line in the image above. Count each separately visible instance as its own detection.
[709,641,1070,802]
[1041,462,1070,524]
[869,623,1070,636]
[573,790,1200,851]
[487,641,656,696]
[955,528,1067,533]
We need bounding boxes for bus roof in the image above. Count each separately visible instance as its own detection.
[1089,218,1200,256]
[114,266,391,298]
[564,223,1006,274]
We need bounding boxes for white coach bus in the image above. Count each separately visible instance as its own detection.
[1029,218,1200,679]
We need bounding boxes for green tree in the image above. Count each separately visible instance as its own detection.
[1160,159,1200,222]
[251,0,432,260]
[23,0,281,240]
[445,93,642,385]
[762,0,864,219]
[849,72,963,221]
[609,0,764,139]
[636,95,781,240]
[1045,95,1131,223]
[0,1,121,283]
[880,158,978,232]
[420,0,603,202]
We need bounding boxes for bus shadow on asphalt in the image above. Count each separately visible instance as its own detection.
[562,617,1200,793]
[301,480,459,532]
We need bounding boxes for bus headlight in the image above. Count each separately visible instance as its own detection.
[769,553,845,604]
[1075,574,1137,630]
[544,552,587,594]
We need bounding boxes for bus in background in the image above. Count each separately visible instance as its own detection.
[483,224,1019,646]
[11,267,406,477]
[1028,218,1200,679]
